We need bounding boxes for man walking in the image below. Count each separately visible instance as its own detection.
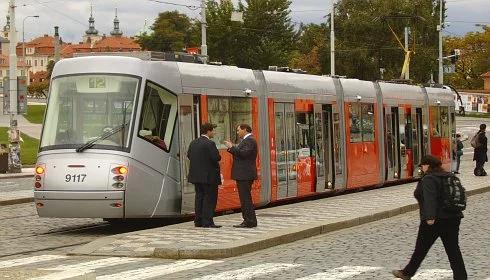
[473,123,488,176]
[187,123,222,228]
[224,124,258,228]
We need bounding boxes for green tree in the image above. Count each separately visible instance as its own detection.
[205,0,243,64]
[235,0,297,69]
[445,27,490,89]
[137,11,198,52]
[313,0,443,82]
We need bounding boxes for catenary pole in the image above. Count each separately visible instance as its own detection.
[404,27,409,80]
[330,0,335,76]
[201,0,207,64]
[8,0,21,173]
[438,0,444,84]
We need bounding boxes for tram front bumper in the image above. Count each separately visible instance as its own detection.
[34,191,124,218]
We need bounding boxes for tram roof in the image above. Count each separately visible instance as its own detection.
[176,62,257,95]
[52,56,147,78]
[425,86,454,107]
[261,71,336,96]
[339,78,377,103]
[378,82,426,106]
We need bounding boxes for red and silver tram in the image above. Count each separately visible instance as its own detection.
[34,56,455,219]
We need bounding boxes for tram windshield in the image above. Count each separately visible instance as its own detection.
[40,74,140,152]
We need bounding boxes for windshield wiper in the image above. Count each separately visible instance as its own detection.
[76,123,129,153]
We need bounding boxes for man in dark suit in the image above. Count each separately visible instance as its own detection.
[224,124,258,228]
[187,123,222,228]
[473,123,488,176]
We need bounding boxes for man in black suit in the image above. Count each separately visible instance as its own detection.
[187,123,222,228]
[224,124,258,228]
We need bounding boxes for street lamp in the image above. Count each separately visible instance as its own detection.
[22,15,39,63]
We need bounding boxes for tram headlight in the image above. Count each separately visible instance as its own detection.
[113,175,125,182]
[35,166,45,175]
[112,166,128,175]
[112,182,125,189]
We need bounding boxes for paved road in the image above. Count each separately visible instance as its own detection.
[0,192,487,279]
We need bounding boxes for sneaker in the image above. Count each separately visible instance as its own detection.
[392,270,411,280]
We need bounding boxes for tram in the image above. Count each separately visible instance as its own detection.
[34,56,455,219]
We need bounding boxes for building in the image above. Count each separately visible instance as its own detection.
[482,71,490,91]
[1,18,31,88]
[16,34,60,74]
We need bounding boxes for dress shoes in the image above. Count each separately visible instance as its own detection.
[233,223,257,228]
[203,224,222,228]
[392,270,411,280]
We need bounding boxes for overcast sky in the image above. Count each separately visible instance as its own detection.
[0,0,489,43]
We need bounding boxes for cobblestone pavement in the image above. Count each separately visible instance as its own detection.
[69,154,489,259]
[0,193,487,279]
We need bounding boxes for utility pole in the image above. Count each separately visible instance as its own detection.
[404,27,410,80]
[54,26,60,62]
[330,0,335,76]
[201,0,207,64]
[438,0,444,84]
[8,0,21,173]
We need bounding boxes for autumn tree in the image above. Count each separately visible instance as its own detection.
[445,27,490,89]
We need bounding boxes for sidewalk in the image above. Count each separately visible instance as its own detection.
[0,168,34,206]
[71,157,490,260]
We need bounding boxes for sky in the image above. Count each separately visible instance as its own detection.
[0,0,489,44]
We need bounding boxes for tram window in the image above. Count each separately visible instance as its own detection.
[430,107,449,138]
[361,103,375,142]
[138,82,177,151]
[349,103,362,143]
[207,97,252,149]
[231,98,252,140]
[208,97,231,149]
[440,107,449,138]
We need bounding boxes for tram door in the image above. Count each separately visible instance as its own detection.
[275,103,298,199]
[178,95,199,214]
[385,107,401,180]
[412,108,424,171]
[314,104,334,191]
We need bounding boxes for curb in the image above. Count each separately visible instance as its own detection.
[0,197,34,206]
[151,185,490,259]
[0,174,34,179]
[0,268,95,280]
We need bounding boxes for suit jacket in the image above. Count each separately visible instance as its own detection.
[228,135,258,181]
[187,136,222,185]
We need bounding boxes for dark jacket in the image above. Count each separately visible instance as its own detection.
[228,135,258,181]
[414,171,464,221]
[187,136,221,185]
[473,131,488,162]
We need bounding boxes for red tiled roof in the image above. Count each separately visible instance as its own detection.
[16,35,68,56]
[94,36,141,50]
[60,36,141,58]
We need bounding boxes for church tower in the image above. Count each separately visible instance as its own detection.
[110,8,123,37]
[83,5,102,46]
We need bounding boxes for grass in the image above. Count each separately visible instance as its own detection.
[24,105,46,124]
[0,127,39,165]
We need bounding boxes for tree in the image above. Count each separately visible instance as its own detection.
[46,60,55,80]
[445,27,490,89]
[289,23,328,74]
[205,0,243,64]
[309,0,444,82]
[235,0,297,69]
[136,11,198,52]
[28,82,49,98]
